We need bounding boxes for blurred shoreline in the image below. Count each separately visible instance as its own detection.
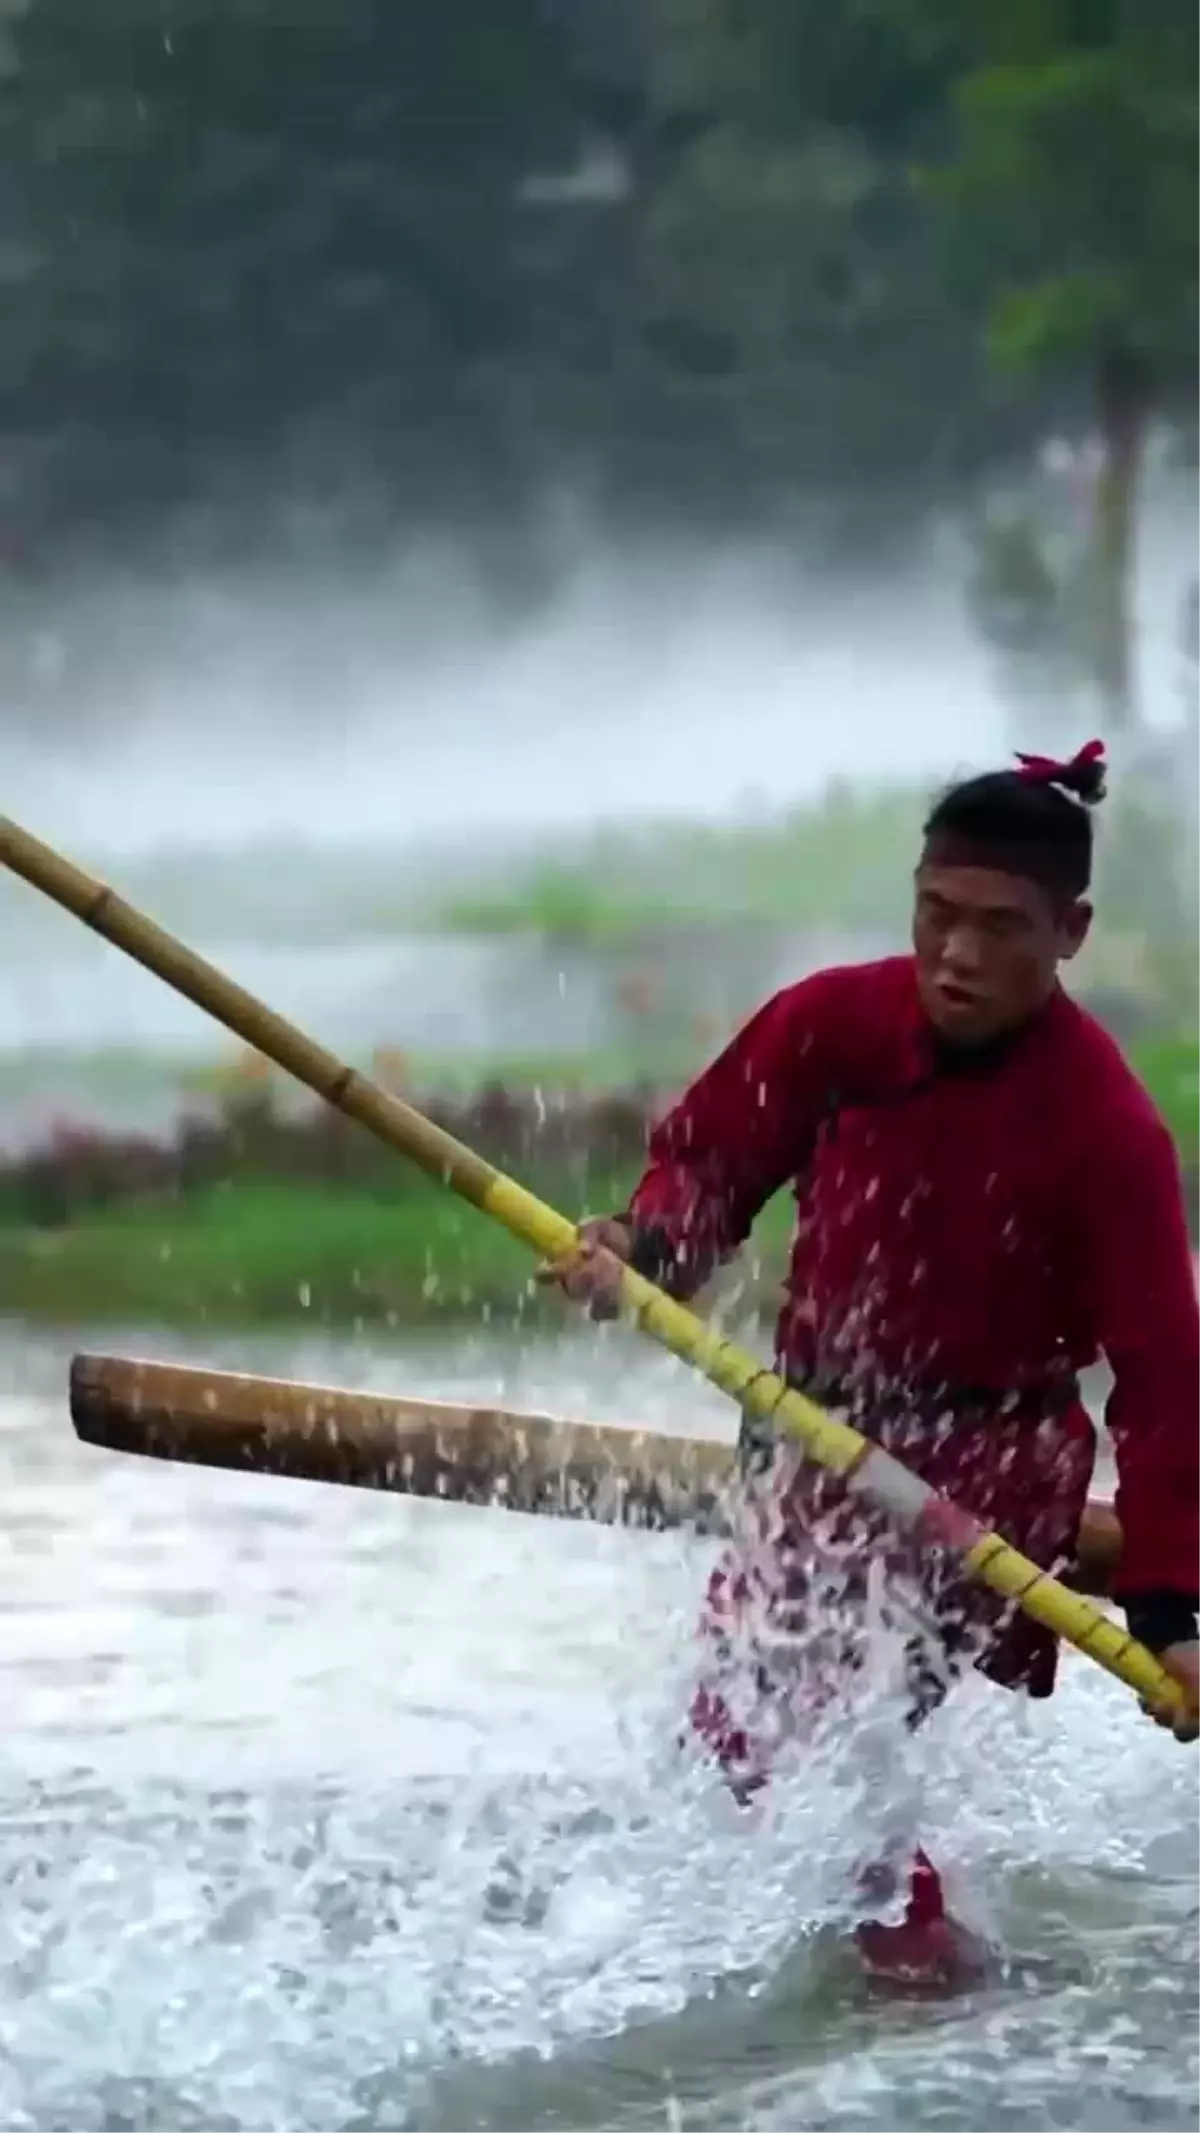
[1,777,1193,1333]
[0,1026,1193,1331]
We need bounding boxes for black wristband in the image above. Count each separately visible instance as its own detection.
[1122,1589,1199,1656]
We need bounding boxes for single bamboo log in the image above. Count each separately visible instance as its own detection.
[69,1353,736,1532]
[69,1353,1128,1589]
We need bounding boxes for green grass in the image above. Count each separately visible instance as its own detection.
[0,1032,1190,1332]
[0,1166,801,1331]
[1133,1033,1199,1166]
[438,785,927,939]
[0,1181,515,1327]
[0,1172,638,1328]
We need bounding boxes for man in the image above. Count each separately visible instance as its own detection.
[544,739,1199,1985]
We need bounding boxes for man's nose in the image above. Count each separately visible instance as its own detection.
[942,923,983,973]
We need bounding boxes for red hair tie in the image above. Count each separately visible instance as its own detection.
[1014,738,1106,792]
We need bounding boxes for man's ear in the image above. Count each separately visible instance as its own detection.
[1057,898,1093,962]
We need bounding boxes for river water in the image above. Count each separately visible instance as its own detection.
[0,1318,1196,2132]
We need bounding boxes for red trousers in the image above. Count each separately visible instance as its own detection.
[689,1403,1096,1792]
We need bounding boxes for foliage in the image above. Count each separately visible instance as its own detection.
[7,0,1176,567]
[918,4,1197,392]
[6,0,1193,571]
[4,2,1196,1007]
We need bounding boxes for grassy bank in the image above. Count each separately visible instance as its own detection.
[0,1035,1192,1330]
[439,786,926,938]
[0,1170,796,1329]
[0,1179,552,1328]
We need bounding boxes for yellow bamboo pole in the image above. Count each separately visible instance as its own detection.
[0,812,1181,1719]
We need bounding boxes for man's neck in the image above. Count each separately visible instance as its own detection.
[924,986,1058,1074]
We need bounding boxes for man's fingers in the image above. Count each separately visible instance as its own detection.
[535,1240,626,1307]
[535,1235,597,1279]
[1139,1695,1199,1744]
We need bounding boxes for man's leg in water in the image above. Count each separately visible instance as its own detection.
[688,1463,989,1984]
[848,1609,991,1985]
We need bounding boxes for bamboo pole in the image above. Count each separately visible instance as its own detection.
[0,813,1180,1718]
[69,1353,734,1530]
[68,1354,1126,1591]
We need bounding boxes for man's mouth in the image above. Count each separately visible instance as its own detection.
[934,978,982,1012]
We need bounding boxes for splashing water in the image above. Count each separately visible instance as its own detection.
[0,1324,1195,2130]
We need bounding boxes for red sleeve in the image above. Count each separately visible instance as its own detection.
[1070,1098,1199,1601]
[623,974,840,1295]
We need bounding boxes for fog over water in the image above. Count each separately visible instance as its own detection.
[5,479,1194,867]
[8,544,996,858]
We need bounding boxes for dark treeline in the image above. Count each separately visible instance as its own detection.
[4,0,1196,570]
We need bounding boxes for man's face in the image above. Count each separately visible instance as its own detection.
[912,862,1091,1044]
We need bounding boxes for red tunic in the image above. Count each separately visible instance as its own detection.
[626,956,1198,1753]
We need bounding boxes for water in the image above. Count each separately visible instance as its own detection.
[0,1319,1195,2130]
[0,928,851,1067]
[0,858,886,1150]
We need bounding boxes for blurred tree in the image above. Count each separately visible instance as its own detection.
[2,0,1195,580]
[620,0,992,533]
[913,0,1197,1007]
[5,0,583,545]
[913,0,1197,728]
[0,0,980,558]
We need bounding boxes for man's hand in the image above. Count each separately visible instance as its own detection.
[535,1216,633,1320]
[1142,1641,1199,1743]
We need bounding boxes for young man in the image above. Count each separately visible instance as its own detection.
[545,740,1199,1984]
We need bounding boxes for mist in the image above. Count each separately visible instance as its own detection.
[5,545,987,862]
[5,473,1195,871]
[0,464,1193,1150]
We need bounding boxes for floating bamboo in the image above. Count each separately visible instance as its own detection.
[69,1352,1125,1595]
[0,812,1180,1719]
[70,1353,734,1530]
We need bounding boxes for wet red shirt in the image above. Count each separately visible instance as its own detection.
[627,956,1199,1602]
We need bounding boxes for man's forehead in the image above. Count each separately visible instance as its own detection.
[915,860,1044,916]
